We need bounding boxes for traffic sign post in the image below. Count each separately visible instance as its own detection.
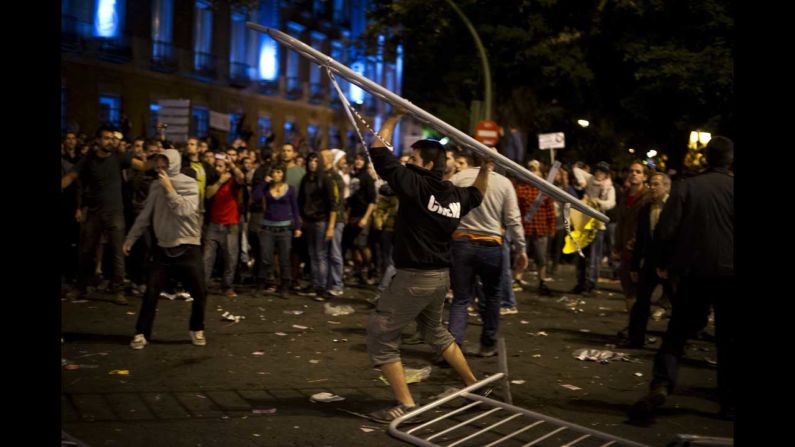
[474,120,501,146]
[538,132,565,164]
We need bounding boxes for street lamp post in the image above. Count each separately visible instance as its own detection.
[444,0,492,123]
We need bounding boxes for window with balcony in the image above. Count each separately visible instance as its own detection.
[257,0,280,86]
[258,116,273,148]
[193,0,214,75]
[228,113,242,143]
[332,0,349,25]
[285,22,305,99]
[192,107,209,138]
[229,8,251,85]
[99,94,122,128]
[151,0,175,69]
[328,126,340,149]
[309,32,326,103]
[93,0,124,39]
[149,103,161,137]
[307,123,320,150]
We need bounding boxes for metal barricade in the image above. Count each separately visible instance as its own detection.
[388,339,650,447]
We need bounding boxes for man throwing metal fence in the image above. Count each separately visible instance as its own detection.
[365,115,492,423]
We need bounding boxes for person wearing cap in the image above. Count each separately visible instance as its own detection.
[572,161,616,294]
[123,149,207,350]
[364,115,493,423]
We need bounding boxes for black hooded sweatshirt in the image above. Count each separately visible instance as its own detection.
[369,146,483,269]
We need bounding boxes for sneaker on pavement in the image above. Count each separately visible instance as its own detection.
[176,291,192,300]
[296,287,317,297]
[328,289,344,297]
[628,386,668,422]
[189,330,207,346]
[263,285,278,294]
[477,345,497,357]
[113,293,128,305]
[130,334,148,350]
[369,402,423,424]
[500,306,518,316]
[538,282,552,296]
[160,292,177,300]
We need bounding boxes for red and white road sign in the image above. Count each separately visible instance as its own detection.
[474,120,501,146]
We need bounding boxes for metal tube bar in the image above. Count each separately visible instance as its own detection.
[246,22,609,224]
[521,426,568,447]
[445,413,523,447]
[483,420,546,447]
[425,407,503,441]
[562,434,593,447]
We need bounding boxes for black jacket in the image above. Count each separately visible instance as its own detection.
[370,146,483,269]
[655,168,733,277]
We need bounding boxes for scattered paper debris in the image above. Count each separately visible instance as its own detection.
[360,427,376,433]
[532,354,542,358]
[579,329,591,333]
[561,384,582,391]
[307,378,328,383]
[252,351,265,356]
[126,312,135,315]
[64,364,81,371]
[327,321,342,325]
[511,380,526,385]
[324,303,355,316]
[284,310,304,315]
[520,320,529,325]
[573,349,631,363]
[274,332,287,336]
[309,359,320,364]
[530,331,548,337]
[109,370,129,375]
[310,392,345,403]
[634,372,643,377]
[332,338,348,343]
[292,324,308,330]
[252,408,277,415]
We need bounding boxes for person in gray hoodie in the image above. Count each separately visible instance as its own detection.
[122,149,207,350]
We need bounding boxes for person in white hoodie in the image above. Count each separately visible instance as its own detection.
[123,149,207,350]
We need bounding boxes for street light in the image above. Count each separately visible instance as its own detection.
[577,119,590,128]
[647,149,657,158]
[628,148,635,154]
[689,131,712,147]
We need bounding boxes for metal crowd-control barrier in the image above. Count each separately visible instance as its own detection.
[387,339,650,447]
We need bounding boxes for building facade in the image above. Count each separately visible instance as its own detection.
[61,0,404,152]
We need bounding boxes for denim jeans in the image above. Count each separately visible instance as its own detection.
[203,223,240,291]
[448,239,503,349]
[305,221,344,291]
[576,230,605,289]
[258,226,293,285]
[499,238,517,308]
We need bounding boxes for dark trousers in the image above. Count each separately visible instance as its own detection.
[78,210,126,291]
[627,266,674,344]
[258,226,293,286]
[651,275,735,409]
[448,239,503,349]
[127,229,153,286]
[135,245,207,340]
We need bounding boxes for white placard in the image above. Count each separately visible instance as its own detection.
[210,110,231,132]
[538,132,565,150]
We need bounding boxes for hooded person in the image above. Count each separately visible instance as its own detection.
[123,149,208,350]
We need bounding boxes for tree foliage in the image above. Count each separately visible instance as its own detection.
[364,0,733,166]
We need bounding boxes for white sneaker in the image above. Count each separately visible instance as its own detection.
[328,289,344,297]
[160,292,177,300]
[176,292,193,302]
[130,334,148,350]
[500,306,519,316]
[189,330,207,346]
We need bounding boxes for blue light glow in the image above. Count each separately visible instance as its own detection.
[349,61,365,104]
[94,0,119,38]
[259,36,279,81]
